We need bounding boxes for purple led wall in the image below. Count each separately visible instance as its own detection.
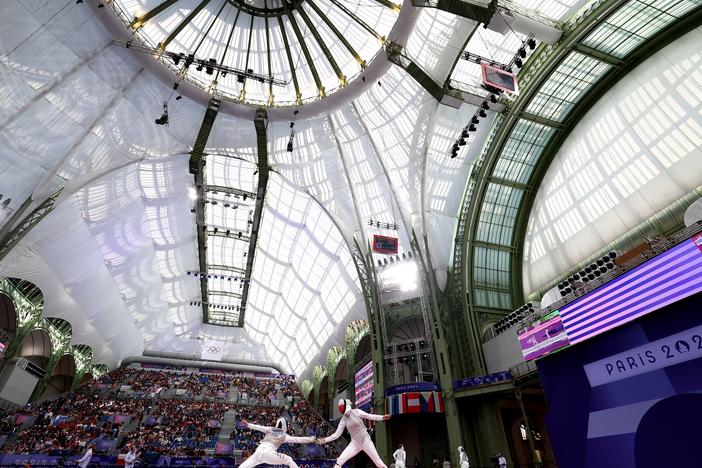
[560,234,702,345]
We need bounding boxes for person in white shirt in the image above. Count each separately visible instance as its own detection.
[124,444,138,468]
[497,453,507,468]
[458,446,469,468]
[239,417,315,468]
[317,398,391,468]
[393,444,406,468]
[77,444,94,468]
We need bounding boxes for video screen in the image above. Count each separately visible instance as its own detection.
[560,233,702,346]
[518,311,570,361]
[481,63,518,94]
[354,361,373,408]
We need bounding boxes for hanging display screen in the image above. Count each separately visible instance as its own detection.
[354,361,373,408]
[372,235,399,254]
[481,63,519,94]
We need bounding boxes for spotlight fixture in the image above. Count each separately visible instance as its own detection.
[471,116,480,125]
[287,119,296,152]
[206,58,216,75]
[479,109,487,118]
[481,101,490,110]
[155,102,169,126]
[468,124,477,132]
[489,94,498,103]
[528,38,536,50]
[514,58,523,68]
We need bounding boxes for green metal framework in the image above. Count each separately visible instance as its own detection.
[190,98,222,324]
[455,0,702,369]
[0,278,101,396]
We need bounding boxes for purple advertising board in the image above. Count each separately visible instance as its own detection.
[384,382,440,397]
[0,454,343,467]
[560,234,702,346]
[452,371,512,390]
[518,311,570,361]
[214,442,233,455]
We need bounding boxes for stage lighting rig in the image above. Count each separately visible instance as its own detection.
[113,40,286,86]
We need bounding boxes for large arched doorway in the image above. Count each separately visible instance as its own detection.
[80,372,94,385]
[0,293,17,356]
[354,334,371,367]
[18,328,52,371]
[319,375,329,419]
[334,357,349,394]
[41,354,76,400]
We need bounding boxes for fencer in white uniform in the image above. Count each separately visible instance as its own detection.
[458,446,469,468]
[239,417,315,468]
[393,444,406,468]
[318,398,391,468]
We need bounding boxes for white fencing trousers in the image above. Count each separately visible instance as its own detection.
[335,437,387,468]
[396,462,406,468]
[238,444,299,468]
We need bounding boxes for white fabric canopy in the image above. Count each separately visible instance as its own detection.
[1,0,594,377]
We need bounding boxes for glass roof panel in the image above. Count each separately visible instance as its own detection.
[581,0,702,58]
[473,246,513,309]
[525,52,612,121]
[475,183,524,246]
[111,0,399,105]
[492,118,556,185]
[245,174,362,374]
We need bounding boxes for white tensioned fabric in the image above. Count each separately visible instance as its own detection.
[523,26,702,294]
[267,114,358,241]
[405,8,476,86]
[207,112,259,164]
[327,104,412,260]
[512,0,590,21]
[352,66,490,277]
[0,0,208,366]
[245,174,364,376]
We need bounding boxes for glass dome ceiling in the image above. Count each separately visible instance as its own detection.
[112,0,401,106]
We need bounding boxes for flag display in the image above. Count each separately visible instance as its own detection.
[386,391,444,415]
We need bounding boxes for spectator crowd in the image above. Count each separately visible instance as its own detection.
[0,365,340,460]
